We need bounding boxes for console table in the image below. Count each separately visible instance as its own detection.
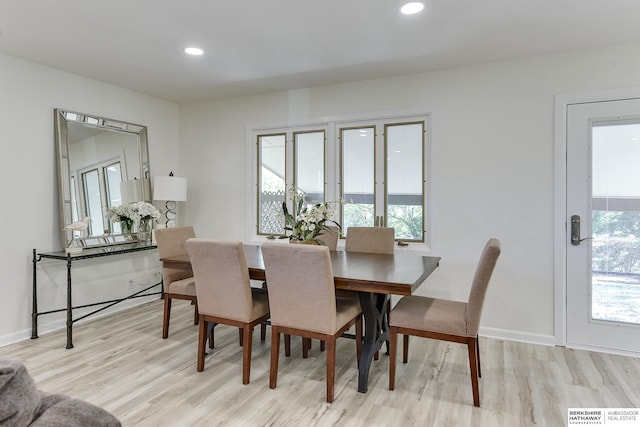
[32,243,161,349]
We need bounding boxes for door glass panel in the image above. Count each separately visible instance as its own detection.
[591,122,640,325]
[295,130,325,203]
[386,123,424,241]
[258,134,286,235]
[341,127,375,229]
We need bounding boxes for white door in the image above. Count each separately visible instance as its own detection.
[566,98,640,354]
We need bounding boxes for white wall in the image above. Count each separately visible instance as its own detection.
[0,53,180,345]
[179,42,640,345]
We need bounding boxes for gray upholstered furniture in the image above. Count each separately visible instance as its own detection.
[388,238,501,407]
[186,239,270,384]
[261,243,362,403]
[0,356,120,426]
[155,226,198,339]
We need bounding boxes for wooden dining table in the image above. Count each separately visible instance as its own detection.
[161,244,440,393]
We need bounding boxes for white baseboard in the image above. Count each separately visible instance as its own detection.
[479,326,557,347]
[0,296,158,348]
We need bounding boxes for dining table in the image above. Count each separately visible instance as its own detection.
[161,244,440,393]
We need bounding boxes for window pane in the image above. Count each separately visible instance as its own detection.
[342,127,375,229]
[104,162,122,208]
[386,123,423,241]
[258,134,286,235]
[295,131,324,203]
[82,170,105,236]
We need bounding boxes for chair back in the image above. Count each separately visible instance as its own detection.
[315,226,339,250]
[186,239,255,322]
[465,238,501,336]
[261,243,337,334]
[345,227,395,254]
[155,226,196,285]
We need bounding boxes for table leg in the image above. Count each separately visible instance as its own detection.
[357,292,390,393]
[31,249,39,339]
[66,255,74,349]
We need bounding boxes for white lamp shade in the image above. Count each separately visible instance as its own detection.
[120,179,143,204]
[153,175,187,201]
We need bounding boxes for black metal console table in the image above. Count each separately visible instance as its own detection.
[32,243,161,349]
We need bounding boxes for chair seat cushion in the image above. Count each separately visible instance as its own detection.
[335,297,362,334]
[167,277,196,296]
[390,295,468,337]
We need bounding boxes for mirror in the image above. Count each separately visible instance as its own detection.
[54,108,151,249]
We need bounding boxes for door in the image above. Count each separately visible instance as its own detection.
[567,98,640,353]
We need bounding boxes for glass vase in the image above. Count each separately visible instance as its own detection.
[137,219,152,245]
[120,219,134,238]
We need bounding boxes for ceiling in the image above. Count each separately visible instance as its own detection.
[2,0,640,104]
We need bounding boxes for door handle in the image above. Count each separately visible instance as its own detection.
[571,215,592,245]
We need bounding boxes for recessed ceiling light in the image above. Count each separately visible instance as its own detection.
[184,47,204,56]
[400,2,425,15]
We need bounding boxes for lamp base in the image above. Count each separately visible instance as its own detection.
[164,200,177,227]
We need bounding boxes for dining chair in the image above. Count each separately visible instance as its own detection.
[388,238,501,407]
[315,226,339,250]
[155,226,198,339]
[186,239,270,384]
[261,242,362,403]
[344,226,395,254]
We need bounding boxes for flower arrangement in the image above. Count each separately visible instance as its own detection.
[107,201,160,234]
[280,186,341,243]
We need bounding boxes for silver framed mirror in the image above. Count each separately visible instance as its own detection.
[54,108,151,249]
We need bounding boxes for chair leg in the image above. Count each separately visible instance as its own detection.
[162,296,172,338]
[302,338,310,358]
[326,337,336,403]
[194,301,199,325]
[239,328,243,346]
[242,326,253,384]
[476,337,481,378]
[197,318,207,372]
[284,334,291,357]
[261,322,267,341]
[320,341,325,352]
[389,326,397,390]
[402,334,409,363]
[467,337,480,407]
[270,328,280,389]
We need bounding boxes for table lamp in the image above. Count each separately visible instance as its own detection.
[153,172,187,227]
[120,178,143,204]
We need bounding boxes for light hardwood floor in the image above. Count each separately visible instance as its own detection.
[1,300,639,426]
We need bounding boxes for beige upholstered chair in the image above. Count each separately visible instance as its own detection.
[345,226,395,254]
[315,226,339,251]
[155,226,198,339]
[186,239,270,384]
[388,238,501,407]
[261,243,363,403]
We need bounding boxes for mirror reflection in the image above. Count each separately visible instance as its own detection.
[55,109,151,249]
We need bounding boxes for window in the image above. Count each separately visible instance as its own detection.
[77,158,124,236]
[253,115,429,244]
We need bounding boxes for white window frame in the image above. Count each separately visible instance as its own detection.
[248,113,431,251]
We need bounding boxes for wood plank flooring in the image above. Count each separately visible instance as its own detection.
[1,300,639,426]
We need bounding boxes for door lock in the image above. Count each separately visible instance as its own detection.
[570,215,592,246]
